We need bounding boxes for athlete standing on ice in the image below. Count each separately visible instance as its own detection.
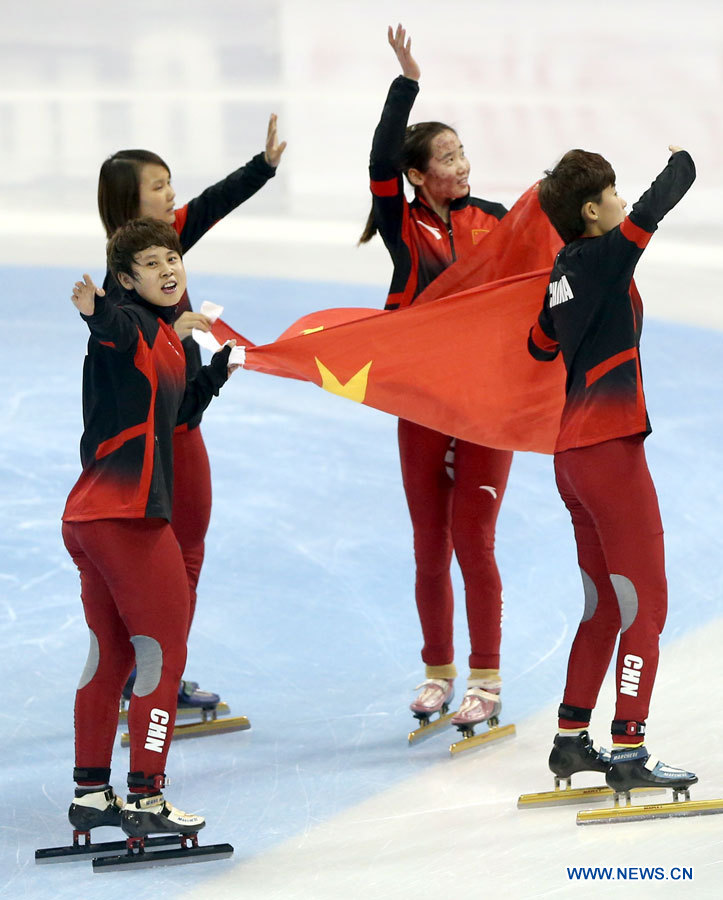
[359,25,511,730]
[529,146,698,795]
[63,219,239,838]
[97,114,285,713]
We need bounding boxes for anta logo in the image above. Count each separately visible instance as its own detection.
[416,220,443,240]
[620,654,643,697]
[144,708,170,753]
[548,275,574,307]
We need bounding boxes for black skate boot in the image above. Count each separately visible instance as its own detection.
[68,785,123,831]
[122,792,206,838]
[606,746,698,797]
[549,730,611,779]
[177,679,220,711]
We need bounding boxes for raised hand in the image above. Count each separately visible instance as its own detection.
[388,23,420,81]
[264,113,287,167]
[71,274,105,316]
[668,145,685,154]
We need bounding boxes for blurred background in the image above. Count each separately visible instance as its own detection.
[1,0,721,285]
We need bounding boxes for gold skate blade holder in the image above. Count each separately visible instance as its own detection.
[120,714,250,747]
[449,722,516,756]
[577,789,723,825]
[118,701,231,725]
[518,778,664,809]
[408,707,457,744]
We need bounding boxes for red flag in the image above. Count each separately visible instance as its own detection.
[415,182,563,303]
[210,184,567,453]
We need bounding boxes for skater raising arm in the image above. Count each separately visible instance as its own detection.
[95,112,286,714]
[527,146,697,805]
[360,25,513,744]
[63,219,236,845]
[360,24,505,310]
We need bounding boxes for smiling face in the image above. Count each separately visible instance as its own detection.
[116,245,186,307]
[137,163,176,225]
[409,129,471,209]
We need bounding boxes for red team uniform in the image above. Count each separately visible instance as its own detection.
[369,75,512,685]
[63,287,231,794]
[102,153,275,635]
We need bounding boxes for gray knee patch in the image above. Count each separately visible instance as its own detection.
[77,629,100,690]
[610,574,639,633]
[130,635,163,697]
[580,568,598,623]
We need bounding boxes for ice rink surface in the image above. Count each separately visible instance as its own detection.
[2,1,723,897]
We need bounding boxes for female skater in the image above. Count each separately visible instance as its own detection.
[360,26,511,729]
[97,115,285,710]
[64,218,237,836]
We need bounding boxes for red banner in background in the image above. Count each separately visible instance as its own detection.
[209,184,567,454]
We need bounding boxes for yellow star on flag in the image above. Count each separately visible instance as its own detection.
[315,357,372,404]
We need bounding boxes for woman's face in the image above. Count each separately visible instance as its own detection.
[418,130,471,204]
[137,163,176,225]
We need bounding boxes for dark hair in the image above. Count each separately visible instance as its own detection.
[107,218,183,283]
[538,149,616,243]
[359,121,455,244]
[98,150,171,238]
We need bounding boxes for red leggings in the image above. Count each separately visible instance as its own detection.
[63,518,190,787]
[554,435,668,741]
[171,425,212,633]
[398,418,513,669]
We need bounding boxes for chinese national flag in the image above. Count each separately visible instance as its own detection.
[210,185,567,454]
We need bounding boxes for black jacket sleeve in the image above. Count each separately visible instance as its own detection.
[176,344,231,425]
[582,150,696,285]
[178,152,277,252]
[369,76,419,180]
[80,294,141,353]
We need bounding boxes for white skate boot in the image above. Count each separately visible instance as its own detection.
[451,681,501,728]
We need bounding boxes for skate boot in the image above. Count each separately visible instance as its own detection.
[549,730,611,779]
[68,785,124,831]
[606,746,698,799]
[177,679,220,711]
[451,681,501,729]
[410,678,454,720]
[121,792,206,838]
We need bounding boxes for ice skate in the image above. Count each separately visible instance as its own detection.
[448,682,515,755]
[577,746,723,825]
[36,787,180,865]
[408,678,456,743]
[519,732,662,808]
[119,675,233,723]
[68,785,124,831]
[119,677,250,744]
[121,791,205,837]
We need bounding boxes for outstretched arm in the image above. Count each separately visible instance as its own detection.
[72,273,140,352]
[175,116,286,252]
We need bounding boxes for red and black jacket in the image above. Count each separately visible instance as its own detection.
[63,292,229,524]
[528,151,696,452]
[103,152,275,428]
[369,76,507,310]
